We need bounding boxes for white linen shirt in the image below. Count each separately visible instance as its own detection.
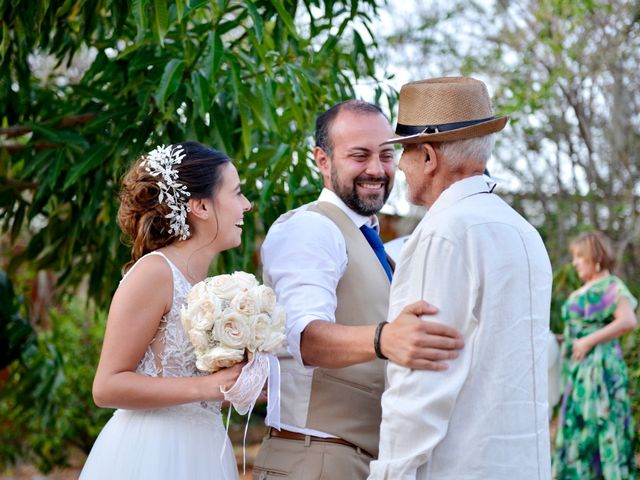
[261,188,377,436]
[369,175,552,480]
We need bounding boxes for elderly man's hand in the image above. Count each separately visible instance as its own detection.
[380,300,464,370]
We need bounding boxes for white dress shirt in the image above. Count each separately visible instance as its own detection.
[369,175,552,480]
[261,188,377,436]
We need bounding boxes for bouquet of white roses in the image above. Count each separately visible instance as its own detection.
[181,271,285,473]
[180,271,287,373]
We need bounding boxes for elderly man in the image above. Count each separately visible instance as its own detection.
[368,77,552,480]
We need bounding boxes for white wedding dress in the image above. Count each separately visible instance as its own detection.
[80,252,238,480]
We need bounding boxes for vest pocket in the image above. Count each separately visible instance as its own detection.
[252,467,288,478]
[320,372,373,393]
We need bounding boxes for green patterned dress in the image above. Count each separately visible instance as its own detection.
[552,275,637,479]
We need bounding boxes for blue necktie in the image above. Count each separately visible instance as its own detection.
[360,225,393,282]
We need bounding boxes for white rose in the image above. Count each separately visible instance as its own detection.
[257,305,287,353]
[188,310,214,331]
[206,274,240,301]
[271,304,287,330]
[187,281,209,304]
[229,290,260,316]
[182,283,225,331]
[214,309,252,349]
[182,282,208,328]
[195,296,225,329]
[180,305,192,333]
[259,330,287,354]
[231,271,259,291]
[188,328,210,351]
[248,313,271,351]
[195,346,244,372]
[251,285,276,314]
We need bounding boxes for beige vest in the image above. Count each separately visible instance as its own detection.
[276,201,390,458]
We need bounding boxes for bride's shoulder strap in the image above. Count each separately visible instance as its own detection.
[119,251,173,285]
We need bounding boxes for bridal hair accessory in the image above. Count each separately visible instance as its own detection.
[180,271,285,474]
[143,144,192,240]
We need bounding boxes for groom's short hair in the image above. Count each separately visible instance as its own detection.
[315,100,386,157]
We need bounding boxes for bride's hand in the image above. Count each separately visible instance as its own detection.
[256,382,268,404]
[220,362,246,390]
[204,362,245,400]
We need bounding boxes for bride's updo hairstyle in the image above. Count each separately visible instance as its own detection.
[118,141,231,271]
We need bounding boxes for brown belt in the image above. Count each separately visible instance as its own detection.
[268,428,373,457]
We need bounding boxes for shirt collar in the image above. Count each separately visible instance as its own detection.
[318,188,377,229]
[427,175,493,217]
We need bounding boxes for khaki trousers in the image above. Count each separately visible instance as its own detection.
[252,433,372,480]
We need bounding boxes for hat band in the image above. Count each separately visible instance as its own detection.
[395,117,496,136]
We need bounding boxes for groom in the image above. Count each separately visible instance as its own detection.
[369,77,553,479]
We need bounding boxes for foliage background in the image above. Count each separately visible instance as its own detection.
[0,0,390,471]
[1,0,639,473]
[1,0,392,305]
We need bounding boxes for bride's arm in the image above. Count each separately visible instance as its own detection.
[92,255,241,409]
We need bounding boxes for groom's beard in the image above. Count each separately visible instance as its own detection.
[331,167,391,217]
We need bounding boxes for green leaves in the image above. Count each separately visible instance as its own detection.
[132,0,147,41]
[208,31,224,79]
[270,0,300,39]
[63,144,110,191]
[0,269,35,370]
[152,0,170,45]
[0,299,113,471]
[1,0,388,311]
[190,71,211,119]
[155,59,186,112]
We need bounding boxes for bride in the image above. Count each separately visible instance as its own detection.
[80,142,251,479]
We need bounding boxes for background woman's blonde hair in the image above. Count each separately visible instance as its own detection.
[570,231,616,272]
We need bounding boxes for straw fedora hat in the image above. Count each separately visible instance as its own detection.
[383,76,508,145]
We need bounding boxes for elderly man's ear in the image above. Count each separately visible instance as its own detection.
[422,143,438,173]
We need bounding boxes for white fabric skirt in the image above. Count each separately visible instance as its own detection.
[80,404,238,480]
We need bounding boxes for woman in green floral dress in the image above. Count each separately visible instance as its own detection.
[552,231,638,479]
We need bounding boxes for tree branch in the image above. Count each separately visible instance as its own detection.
[1,143,60,153]
[0,113,96,139]
[0,179,38,190]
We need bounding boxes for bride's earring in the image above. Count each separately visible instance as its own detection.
[595,262,601,273]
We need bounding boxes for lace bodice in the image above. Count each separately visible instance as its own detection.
[121,251,220,413]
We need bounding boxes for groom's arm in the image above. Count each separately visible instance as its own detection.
[263,211,463,371]
[261,211,345,369]
[369,234,476,479]
[300,303,463,369]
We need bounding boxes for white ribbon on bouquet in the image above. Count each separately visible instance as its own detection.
[220,351,281,474]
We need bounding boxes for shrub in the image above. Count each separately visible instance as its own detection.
[0,299,111,473]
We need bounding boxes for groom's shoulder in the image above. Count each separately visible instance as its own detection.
[269,202,335,230]
[265,202,340,245]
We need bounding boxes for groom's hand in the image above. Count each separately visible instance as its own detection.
[380,300,464,371]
